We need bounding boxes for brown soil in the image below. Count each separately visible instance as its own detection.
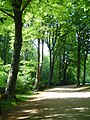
[0,85,90,120]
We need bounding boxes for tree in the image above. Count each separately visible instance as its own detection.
[69,0,90,86]
[35,38,40,89]
[0,0,32,98]
[45,20,59,86]
[34,39,44,90]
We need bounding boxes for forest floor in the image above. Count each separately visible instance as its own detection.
[0,85,90,120]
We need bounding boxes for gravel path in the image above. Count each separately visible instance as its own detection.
[1,85,90,120]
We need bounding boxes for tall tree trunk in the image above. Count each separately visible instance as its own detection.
[40,39,44,73]
[51,52,55,83]
[48,50,55,86]
[83,52,87,85]
[58,54,62,85]
[77,32,81,87]
[46,22,58,86]
[62,48,67,85]
[48,49,52,86]
[35,38,40,90]
[5,4,23,98]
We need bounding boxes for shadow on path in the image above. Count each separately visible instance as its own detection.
[1,85,90,120]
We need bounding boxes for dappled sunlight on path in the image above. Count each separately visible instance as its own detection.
[29,85,90,101]
[44,85,90,92]
[39,91,90,99]
[1,85,90,120]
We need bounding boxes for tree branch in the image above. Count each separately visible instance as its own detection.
[0,8,14,19]
[32,40,38,49]
[21,0,32,12]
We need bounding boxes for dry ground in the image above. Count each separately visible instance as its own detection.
[0,85,90,120]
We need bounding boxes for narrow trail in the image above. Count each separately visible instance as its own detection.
[1,85,90,120]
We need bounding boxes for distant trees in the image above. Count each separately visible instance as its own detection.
[0,34,12,65]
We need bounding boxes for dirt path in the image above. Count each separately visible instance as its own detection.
[1,85,90,120]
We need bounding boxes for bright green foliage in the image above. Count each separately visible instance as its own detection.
[86,56,90,82]
[16,60,37,93]
[40,56,50,89]
[0,58,8,89]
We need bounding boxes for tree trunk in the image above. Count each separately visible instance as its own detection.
[5,6,23,98]
[48,49,52,86]
[51,52,55,83]
[61,48,67,85]
[48,50,55,86]
[77,32,81,87]
[35,38,40,90]
[58,54,62,85]
[83,52,87,85]
[40,39,44,73]
[46,25,57,86]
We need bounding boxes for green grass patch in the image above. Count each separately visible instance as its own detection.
[1,91,34,112]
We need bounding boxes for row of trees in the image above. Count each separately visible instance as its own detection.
[0,0,90,98]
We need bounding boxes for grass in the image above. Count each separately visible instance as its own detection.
[1,91,34,112]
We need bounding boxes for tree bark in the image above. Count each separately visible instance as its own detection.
[58,54,62,85]
[77,32,81,87]
[35,38,40,90]
[48,49,52,86]
[5,2,23,98]
[83,50,88,85]
[40,39,44,73]
[62,48,67,85]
